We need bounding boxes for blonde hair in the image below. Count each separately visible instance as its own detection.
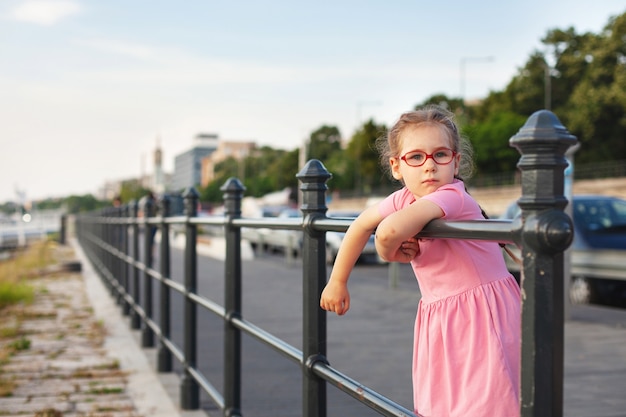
[376,105,474,180]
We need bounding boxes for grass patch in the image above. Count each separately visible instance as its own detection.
[0,240,56,399]
[0,240,56,277]
[96,359,120,370]
[88,386,124,395]
[0,281,34,310]
[0,322,19,338]
[0,240,56,310]
[8,336,31,351]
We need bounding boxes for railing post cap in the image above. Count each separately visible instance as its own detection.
[509,110,577,146]
[220,177,246,192]
[182,187,199,199]
[296,159,332,181]
[159,195,170,216]
[142,194,155,213]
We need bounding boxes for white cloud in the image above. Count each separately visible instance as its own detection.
[73,38,157,60]
[70,37,447,88]
[10,0,80,26]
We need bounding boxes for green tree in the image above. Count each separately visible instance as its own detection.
[556,13,626,162]
[461,11,626,175]
[63,194,107,214]
[199,179,225,204]
[198,156,244,204]
[0,201,19,216]
[324,149,355,191]
[344,119,390,193]
[243,146,293,197]
[307,125,342,162]
[118,179,152,204]
[200,12,626,202]
[30,198,63,211]
[265,148,300,191]
[199,147,300,204]
[464,111,527,177]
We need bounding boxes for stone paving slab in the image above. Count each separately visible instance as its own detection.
[0,243,143,417]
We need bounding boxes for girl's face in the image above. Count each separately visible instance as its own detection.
[389,124,460,198]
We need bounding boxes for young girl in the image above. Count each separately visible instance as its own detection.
[320,105,521,416]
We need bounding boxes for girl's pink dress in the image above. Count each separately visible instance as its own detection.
[378,180,520,417]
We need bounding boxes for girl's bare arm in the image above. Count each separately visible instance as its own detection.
[320,205,382,315]
[375,199,443,262]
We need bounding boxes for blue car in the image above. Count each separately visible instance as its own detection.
[501,195,626,305]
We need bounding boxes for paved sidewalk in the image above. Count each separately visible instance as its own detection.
[563,303,626,416]
[0,240,206,417]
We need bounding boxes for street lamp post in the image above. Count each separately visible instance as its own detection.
[544,64,553,111]
[460,56,494,103]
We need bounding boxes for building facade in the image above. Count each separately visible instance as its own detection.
[201,141,256,187]
[171,133,219,191]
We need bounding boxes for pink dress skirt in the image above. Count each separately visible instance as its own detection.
[378,182,521,416]
[413,276,520,416]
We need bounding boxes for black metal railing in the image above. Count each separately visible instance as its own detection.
[74,109,577,417]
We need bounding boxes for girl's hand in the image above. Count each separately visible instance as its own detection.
[399,237,420,261]
[320,280,350,315]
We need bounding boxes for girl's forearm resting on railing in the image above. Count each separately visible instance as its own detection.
[375,199,442,262]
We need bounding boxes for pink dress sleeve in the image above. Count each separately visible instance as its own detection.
[421,180,476,220]
[377,187,415,218]
[378,180,472,221]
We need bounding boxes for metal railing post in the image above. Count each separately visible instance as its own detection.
[142,195,155,347]
[296,159,332,417]
[121,204,131,316]
[222,177,245,417]
[98,208,115,296]
[114,205,124,306]
[130,200,141,330]
[180,187,200,410]
[510,110,577,417]
[157,195,173,372]
[110,208,118,295]
[102,210,110,289]
[59,214,66,245]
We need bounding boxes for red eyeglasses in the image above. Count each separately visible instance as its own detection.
[400,147,457,167]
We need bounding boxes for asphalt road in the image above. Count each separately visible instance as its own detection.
[138,245,418,416]
[130,241,626,417]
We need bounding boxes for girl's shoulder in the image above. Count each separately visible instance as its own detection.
[423,180,481,218]
[437,179,466,193]
[422,180,464,202]
[378,187,415,216]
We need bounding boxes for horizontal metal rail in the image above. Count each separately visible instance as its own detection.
[76,201,527,417]
[74,110,579,417]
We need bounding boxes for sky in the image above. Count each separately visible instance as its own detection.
[1,0,624,204]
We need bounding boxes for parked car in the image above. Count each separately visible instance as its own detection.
[242,208,303,256]
[242,209,381,264]
[325,212,381,265]
[501,195,626,305]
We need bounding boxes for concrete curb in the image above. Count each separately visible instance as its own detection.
[72,239,207,417]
